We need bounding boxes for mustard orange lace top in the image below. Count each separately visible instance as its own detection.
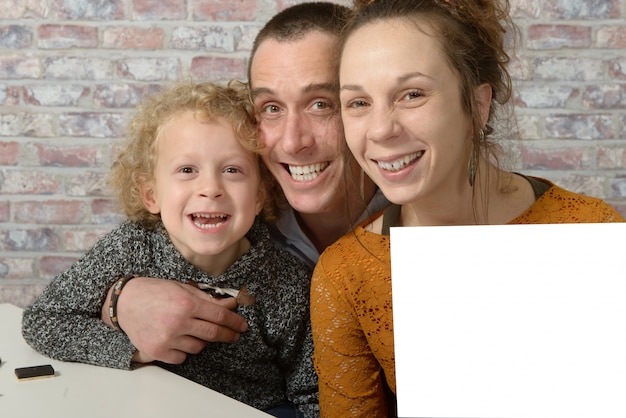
[310,179,624,418]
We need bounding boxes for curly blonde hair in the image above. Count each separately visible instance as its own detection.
[109,80,284,228]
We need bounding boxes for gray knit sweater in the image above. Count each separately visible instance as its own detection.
[22,220,318,417]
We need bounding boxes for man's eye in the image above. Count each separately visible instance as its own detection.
[311,100,330,110]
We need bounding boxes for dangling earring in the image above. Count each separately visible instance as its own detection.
[467,129,483,187]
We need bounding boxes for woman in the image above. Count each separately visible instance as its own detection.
[310,0,625,417]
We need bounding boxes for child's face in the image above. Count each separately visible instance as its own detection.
[142,111,263,275]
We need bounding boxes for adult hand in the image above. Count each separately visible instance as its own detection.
[101,277,248,364]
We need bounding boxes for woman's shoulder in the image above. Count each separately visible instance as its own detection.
[513,177,625,223]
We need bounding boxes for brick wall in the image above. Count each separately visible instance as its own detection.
[1,0,625,307]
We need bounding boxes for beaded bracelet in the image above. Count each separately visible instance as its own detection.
[108,274,137,331]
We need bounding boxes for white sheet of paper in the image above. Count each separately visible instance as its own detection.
[390,222,626,418]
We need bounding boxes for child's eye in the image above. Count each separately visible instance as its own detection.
[224,167,241,174]
[179,166,195,174]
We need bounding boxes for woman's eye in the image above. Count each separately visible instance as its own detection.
[347,99,368,109]
[403,90,423,100]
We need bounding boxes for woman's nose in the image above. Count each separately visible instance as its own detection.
[366,105,401,143]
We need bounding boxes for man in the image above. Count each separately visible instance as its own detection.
[100,1,387,365]
[248,2,386,270]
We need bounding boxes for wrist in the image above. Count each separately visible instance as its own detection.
[108,274,137,331]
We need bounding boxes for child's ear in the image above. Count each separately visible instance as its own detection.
[140,182,161,214]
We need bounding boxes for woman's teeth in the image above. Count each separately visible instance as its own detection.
[377,151,424,172]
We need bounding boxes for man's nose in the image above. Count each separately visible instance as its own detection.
[281,111,315,154]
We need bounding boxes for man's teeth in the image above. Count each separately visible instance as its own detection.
[288,162,329,182]
[192,213,227,229]
[377,151,424,172]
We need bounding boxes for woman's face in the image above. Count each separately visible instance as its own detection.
[339,18,474,206]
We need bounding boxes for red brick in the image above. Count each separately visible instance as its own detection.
[191,0,257,21]
[598,146,626,169]
[0,25,33,49]
[0,0,47,19]
[62,228,112,252]
[520,146,590,170]
[35,143,103,167]
[0,141,19,165]
[4,227,61,251]
[514,85,578,108]
[582,85,626,109]
[93,83,163,108]
[543,0,620,19]
[66,171,111,197]
[609,59,626,80]
[544,114,614,140]
[527,24,591,49]
[92,199,124,224]
[0,85,21,106]
[533,57,604,81]
[610,176,626,198]
[0,54,40,79]
[24,84,90,106]
[38,24,98,49]
[117,57,181,81]
[597,25,626,49]
[172,26,235,52]
[0,283,47,308]
[58,112,126,138]
[0,170,61,194]
[0,201,9,222]
[0,113,55,137]
[39,255,79,278]
[133,0,186,20]
[50,0,125,20]
[44,56,114,80]
[14,200,88,224]
[102,27,165,49]
[190,56,246,81]
[510,0,541,18]
[0,258,35,279]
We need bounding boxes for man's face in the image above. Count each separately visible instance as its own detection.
[249,31,348,216]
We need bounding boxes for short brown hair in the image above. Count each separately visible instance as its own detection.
[247,2,352,83]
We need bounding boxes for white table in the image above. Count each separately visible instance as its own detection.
[0,303,270,417]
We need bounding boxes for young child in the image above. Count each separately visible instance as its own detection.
[22,81,318,418]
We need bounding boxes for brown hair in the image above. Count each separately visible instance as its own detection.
[109,80,283,228]
[247,2,352,83]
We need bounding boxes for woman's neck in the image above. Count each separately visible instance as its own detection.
[400,163,534,227]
